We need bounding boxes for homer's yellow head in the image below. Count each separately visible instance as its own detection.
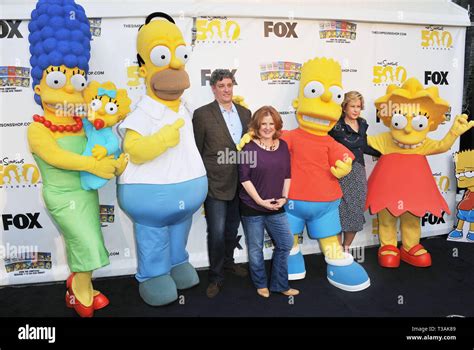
[375,78,449,148]
[293,58,344,136]
[137,12,190,103]
[83,81,131,130]
[454,150,474,189]
[34,65,87,117]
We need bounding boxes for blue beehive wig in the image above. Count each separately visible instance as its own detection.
[28,0,91,106]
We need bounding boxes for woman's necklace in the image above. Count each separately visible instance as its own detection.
[258,138,276,151]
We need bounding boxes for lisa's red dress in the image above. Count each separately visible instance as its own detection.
[365,153,450,218]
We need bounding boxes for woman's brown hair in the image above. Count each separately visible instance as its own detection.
[248,105,283,140]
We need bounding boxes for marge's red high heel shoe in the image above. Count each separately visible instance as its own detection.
[66,273,110,310]
[65,273,94,317]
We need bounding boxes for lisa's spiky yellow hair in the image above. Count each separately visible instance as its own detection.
[375,77,450,131]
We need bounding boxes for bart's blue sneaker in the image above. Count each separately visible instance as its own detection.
[325,253,370,292]
[467,231,474,242]
[448,229,463,240]
[288,247,306,280]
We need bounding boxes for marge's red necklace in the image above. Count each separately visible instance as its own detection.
[33,114,83,133]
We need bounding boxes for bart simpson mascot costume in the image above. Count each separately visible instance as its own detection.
[28,0,120,317]
[448,150,474,241]
[275,58,371,291]
[117,13,207,306]
[367,78,473,267]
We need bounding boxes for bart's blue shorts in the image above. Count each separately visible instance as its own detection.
[457,209,474,222]
[284,199,342,239]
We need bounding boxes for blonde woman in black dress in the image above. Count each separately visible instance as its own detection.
[329,91,380,252]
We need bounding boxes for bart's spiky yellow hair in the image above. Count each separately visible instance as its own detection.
[300,57,341,84]
[375,77,450,131]
[453,149,474,168]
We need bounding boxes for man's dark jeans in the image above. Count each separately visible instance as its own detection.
[204,194,241,283]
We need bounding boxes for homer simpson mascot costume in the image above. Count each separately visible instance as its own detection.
[240,58,370,291]
[28,0,120,317]
[367,78,473,267]
[117,13,208,306]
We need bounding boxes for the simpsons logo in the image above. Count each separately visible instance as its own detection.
[421,26,453,50]
[196,17,240,43]
[373,60,407,86]
[0,157,41,188]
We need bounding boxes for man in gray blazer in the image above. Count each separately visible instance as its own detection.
[193,69,251,298]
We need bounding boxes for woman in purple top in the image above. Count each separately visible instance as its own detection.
[239,106,299,298]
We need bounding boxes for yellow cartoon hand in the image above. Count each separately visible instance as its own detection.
[450,114,474,136]
[330,157,353,179]
[236,131,254,151]
[233,95,248,109]
[91,145,108,160]
[154,118,184,148]
[90,155,116,179]
[115,153,129,176]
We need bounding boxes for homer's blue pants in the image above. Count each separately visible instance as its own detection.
[118,176,207,282]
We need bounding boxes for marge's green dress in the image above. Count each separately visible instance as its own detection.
[33,135,109,272]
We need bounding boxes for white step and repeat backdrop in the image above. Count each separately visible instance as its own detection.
[0,14,466,285]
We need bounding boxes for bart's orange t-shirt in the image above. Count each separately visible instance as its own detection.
[281,128,354,202]
[459,190,473,211]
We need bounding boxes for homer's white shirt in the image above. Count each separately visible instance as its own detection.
[118,95,206,185]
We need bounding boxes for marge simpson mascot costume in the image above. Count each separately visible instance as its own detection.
[117,13,207,306]
[448,150,474,241]
[240,58,370,291]
[28,0,121,317]
[367,78,473,267]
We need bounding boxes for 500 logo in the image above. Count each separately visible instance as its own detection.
[373,60,407,86]
[0,158,41,188]
[196,17,240,43]
[125,64,144,89]
[421,26,453,50]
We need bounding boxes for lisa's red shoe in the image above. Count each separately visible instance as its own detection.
[400,244,432,267]
[378,245,400,268]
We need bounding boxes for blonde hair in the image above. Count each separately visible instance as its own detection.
[342,91,365,118]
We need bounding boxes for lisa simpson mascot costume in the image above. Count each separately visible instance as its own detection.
[117,13,208,306]
[28,0,120,317]
[367,78,473,268]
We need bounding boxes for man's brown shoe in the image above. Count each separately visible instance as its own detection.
[206,282,222,298]
[224,264,248,277]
